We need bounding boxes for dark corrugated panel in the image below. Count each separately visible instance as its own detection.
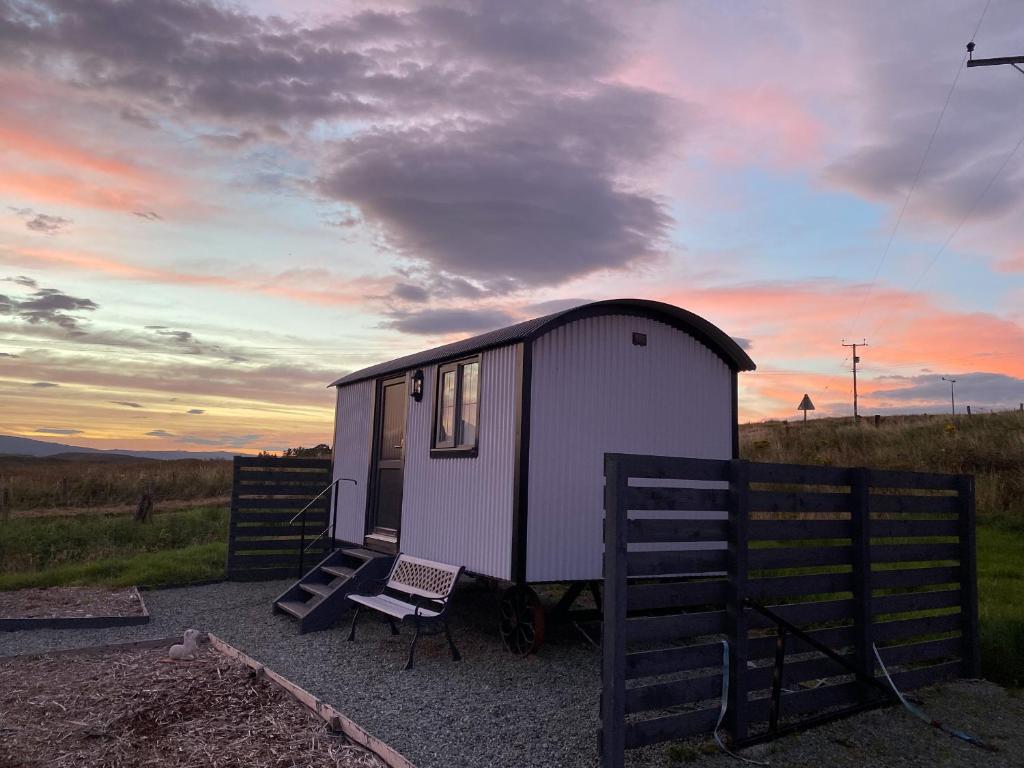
[329,298,755,387]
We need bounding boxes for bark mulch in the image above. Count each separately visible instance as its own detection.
[0,587,144,619]
[0,642,385,768]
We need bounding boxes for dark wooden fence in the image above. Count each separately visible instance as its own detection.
[227,456,333,581]
[601,454,978,766]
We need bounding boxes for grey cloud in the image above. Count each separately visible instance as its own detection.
[0,352,19,358]
[146,431,259,447]
[36,427,81,435]
[3,275,39,288]
[31,381,59,387]
[392,283,431,303]
[382,307,518,335]
[521,298,592,315]
[119,105,156,128]
[734,337,753,351]
[132,210,162,221]
[319,86,675,287]
[26,213,72,234]
[1,0,678,290]
[146,429,174,438]
[871,372,1024,411]
[186,408,205,414]
[11,287,99,332]
[111,400,143,408]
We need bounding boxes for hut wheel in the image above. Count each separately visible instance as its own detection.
[498,585,546,656]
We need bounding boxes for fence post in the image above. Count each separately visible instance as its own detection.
[726,459,750,743]
[850,468,873,698]
[601,454,628,768]
[957,474,980,677]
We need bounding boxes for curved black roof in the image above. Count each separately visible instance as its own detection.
[330,298,755,387]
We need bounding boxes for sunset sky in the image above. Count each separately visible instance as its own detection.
[1,0,1023,454]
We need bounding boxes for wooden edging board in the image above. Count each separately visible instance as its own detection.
[207,633,416,768]
[0,635,180,661]
[0,586,151,632]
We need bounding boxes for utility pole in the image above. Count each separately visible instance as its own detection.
[942,376,957,415]
[966,42,1024,76]
[842,340,867,422]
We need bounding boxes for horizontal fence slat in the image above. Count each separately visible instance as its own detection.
[625,610,727,644]
[622,707,721,748]
[747,652,856,692]
[873,589,961,616]
[625,487,730,512]
[866,469,961,491]
[747,463,851,486]
[888,660,960,689]
[625,674,721,714]
[869,494,959,514]
[227,554,323,568]
[748,519,851,541]
[748,545,852,570]
[870,543,960,563]
[235,457,330,469]
[229,539,306,552]
[625,642,724,680]
[615,453,730,481]
[229,525,315,537]
[878,636,962,666]
[233,470,332,483]
[628,579,728,611]
[230,512,327,524]
[233,498,329,510]
[235,482,331,495]
[626,519,729,543]
[746,598,855,630]
[748,680,860,722]
[874,613,962,644]
[627,550,728,577]
[748,491,849,514]
[871,518,960,537]
[747,571,854,600]
[748,625,854,660]
[872,565,960,589]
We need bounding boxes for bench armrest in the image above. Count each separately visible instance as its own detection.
[412,593,450,617]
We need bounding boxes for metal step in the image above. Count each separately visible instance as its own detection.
[321,564,354,579]
[276,600,312,619]
[299,582,332,598]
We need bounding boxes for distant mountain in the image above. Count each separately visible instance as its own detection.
[0,434,239,461]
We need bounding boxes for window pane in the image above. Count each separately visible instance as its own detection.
[458,362,479,448]
[436,370,456,444]
[459,401,478,448]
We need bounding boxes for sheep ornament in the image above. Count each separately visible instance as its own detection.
[168,628,202,660]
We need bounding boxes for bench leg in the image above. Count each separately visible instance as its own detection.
[444,618,461,662]
[403,621,421,671]
[347,606,361,642]
[387,618,399,636]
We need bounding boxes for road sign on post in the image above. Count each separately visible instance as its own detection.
[797,394,815,422]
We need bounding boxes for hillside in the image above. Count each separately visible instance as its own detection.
[0,434,238,461]
[740,410,1024,527]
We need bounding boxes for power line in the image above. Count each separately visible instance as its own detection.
[847,0,994,337]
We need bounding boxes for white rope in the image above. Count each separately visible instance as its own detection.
[714,640,770,765]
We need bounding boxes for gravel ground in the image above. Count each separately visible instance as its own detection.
[0,580,1019,768]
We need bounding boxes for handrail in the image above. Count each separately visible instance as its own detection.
[294,477,358,576]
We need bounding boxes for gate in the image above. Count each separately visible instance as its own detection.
[227,456,333,581]
[600,454,978,766]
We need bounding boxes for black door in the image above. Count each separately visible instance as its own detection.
[367,376,406,550]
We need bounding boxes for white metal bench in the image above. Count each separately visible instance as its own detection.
[346,554,464,670]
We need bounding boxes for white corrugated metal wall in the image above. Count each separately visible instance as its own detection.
[526,315,733,582]
[332,379,374,543]
[399,344,518,580]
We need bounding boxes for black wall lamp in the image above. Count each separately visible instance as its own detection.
[410,369,424,401]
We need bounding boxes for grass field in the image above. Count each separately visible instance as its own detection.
[0,505,228,590]
[0,455,232,512]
